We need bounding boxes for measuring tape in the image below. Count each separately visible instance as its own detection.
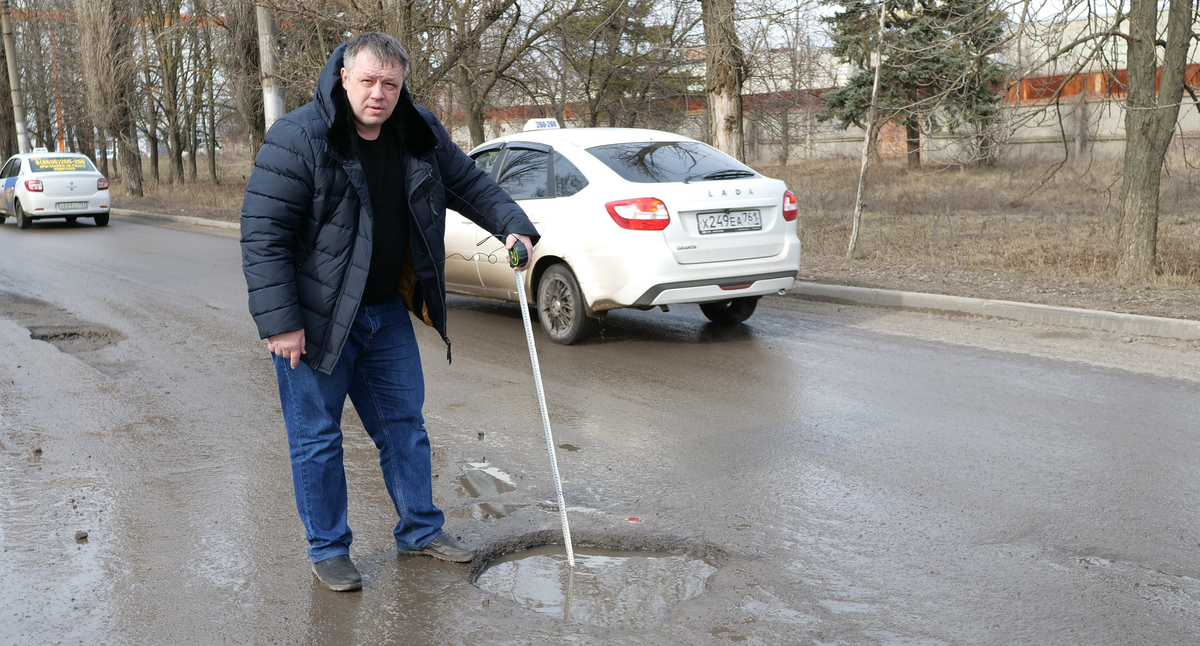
[510,241,575,567]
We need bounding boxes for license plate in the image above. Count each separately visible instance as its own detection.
[58,201,87,211]
[697,209,761,234]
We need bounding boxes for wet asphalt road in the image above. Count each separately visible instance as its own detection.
[1,216,1198,645]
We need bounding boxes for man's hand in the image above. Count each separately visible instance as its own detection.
[505,233,534,270]
[268,329,306,369]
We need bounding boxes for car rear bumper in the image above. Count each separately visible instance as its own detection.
[22,193,109,217]
[572,232,800,311]
[632,271,798,306]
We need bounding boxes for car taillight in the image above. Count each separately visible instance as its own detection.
[97,177,109,190]
[605,197,670,231]
[24,179,43,192]
[782,189,797,222]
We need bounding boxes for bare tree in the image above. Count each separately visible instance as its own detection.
[1115,0,1193,281]
[219,0,265,156]
[75,0,144,193]
[144,0,187,184]
[199,0,218,183]
[454,0,589,147]
[1009,0,1198,280]
[75,0,144,195]
[700,0,747,160]
[741,3,827,165]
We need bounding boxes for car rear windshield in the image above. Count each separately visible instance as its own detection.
[585,141,756,183]
[28,157,95,173]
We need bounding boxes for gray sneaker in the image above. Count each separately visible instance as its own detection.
[398,533,477,562]
[312,555,362,591]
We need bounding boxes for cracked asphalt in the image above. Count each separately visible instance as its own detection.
[1,217,1198,645]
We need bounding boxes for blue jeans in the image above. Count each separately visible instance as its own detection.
[274,295,444,563]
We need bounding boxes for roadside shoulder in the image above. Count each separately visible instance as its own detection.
[111,208,239,231]
[792,281,1200,341]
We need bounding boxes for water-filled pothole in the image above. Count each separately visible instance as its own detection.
[474,545,716,628]
[453,462,516,498]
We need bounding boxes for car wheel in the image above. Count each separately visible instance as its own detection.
[94,213,109,227]
[700,296,760,325]
[66,216,77,224]
[0,213,5,225]
[14,201,29,229]
[537,264,594,345]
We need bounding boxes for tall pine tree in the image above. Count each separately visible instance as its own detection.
[819,0,1007,169]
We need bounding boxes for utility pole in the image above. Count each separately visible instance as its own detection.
[256,3,284,131]
[1,0,29,153]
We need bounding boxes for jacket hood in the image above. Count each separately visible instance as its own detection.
[314,42,438,159]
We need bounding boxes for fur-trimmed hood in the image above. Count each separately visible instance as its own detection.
[314,42,438,160]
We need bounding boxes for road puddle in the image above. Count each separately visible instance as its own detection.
[453,462,516,498]
[474,545,716,628]
[450,502,528,520]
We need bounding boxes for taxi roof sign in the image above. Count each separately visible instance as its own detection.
[523,118,560,132]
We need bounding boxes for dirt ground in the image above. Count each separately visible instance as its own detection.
[111,156,1200,322]
[770,160,1200,322]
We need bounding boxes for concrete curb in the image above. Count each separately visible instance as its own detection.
[791,281,1200,341]
[111,208,239,231]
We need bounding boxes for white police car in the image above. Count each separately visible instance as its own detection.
[0,149,111,229]
[445,119,800,343]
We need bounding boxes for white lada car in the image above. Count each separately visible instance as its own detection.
[0,149,111,229]
[445,121,800,344]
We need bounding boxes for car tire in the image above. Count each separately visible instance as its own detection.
[537,264,594,345]
[700,296,760,325]
[14,201,29,229]
[94,213,109,227]
[0,213,5,225]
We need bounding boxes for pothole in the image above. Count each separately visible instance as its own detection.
[27,326,121,354]
[474,544,717,629]
[453,462,516,498]
[0,293,124,367]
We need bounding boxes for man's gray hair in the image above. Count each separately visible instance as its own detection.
[343,32,409,75]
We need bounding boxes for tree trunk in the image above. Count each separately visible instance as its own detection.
[777,108,791,166]
[1115,0,1193,281]
[700,0,746,161]
[188,117,198,183]
[168,119,184,184]
[848,0,886,261]
[99,135,108,178]
[148,132,160,182]
[223,0,265,157]
[119,121,143,197]
[203,7,218,184]
[905,117,920,170]
[456,65,486,148]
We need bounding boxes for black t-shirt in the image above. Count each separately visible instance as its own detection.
[356,124,411,305]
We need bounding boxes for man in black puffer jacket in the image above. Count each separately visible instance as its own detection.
[241,32,538,592]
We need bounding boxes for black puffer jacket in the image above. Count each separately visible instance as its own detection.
[241,43,538,374]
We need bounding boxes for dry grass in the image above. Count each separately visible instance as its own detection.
[109,150,253,222]
[761,159,1200,286]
